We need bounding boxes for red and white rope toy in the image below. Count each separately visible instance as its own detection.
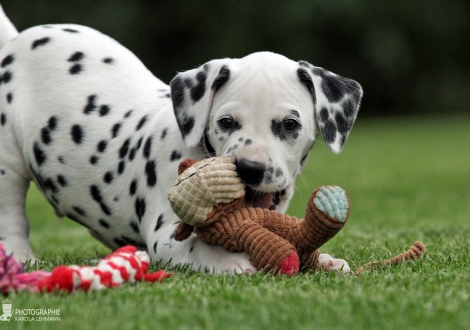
[0,243,172,294]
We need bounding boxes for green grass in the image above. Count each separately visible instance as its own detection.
[5,115,470,330]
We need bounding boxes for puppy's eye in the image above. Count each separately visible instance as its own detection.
[283,119,298,131]
[219,117,234,129]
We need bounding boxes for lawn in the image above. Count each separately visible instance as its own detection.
[6,115,470,329]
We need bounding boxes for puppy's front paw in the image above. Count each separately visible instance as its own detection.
[215,251,257,275]
[319,253,351,273]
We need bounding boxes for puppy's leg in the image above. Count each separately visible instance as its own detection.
[0,170,35,262]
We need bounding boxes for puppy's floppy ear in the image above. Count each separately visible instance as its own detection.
[170,59,233,147]
[297,61,363,153]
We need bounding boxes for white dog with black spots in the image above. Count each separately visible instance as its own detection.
[0,5,362,274]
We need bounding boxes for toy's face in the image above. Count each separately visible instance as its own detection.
[206,54,316,213]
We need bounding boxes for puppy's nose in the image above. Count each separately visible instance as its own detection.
[235,158,266,185]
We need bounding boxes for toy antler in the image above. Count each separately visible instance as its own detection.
[355,241,426,276]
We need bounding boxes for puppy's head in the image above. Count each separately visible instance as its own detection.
[170,52,362,213]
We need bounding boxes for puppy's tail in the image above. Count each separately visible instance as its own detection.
[0,4,19,49]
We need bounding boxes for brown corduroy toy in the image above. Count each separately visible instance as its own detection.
[167,156,427,276]
[168,157,350,275]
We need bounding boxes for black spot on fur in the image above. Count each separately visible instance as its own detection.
[103,57,114,64]
[170,76,185,109]
[320,107,329,122]
[128,148,136,161]
[90,155,98,165]
[83,95,97,114]
[335,113,350,136]
[97,140,107,153]
[322,120,337,144]
[245,139,252,145]
[136,115,148,131]
[44,178,59,193]
[297,67,316,103]
[0,113,5,126]
[114,238,126,247]
[153,241,158,254]
[6,93,13,104]
[67,51,84,62]
[73,206,86,216]
[90,185,111,216]
[178,116,195,140]
[0,169,5,175]
[160,128,168,140]
[2,71,12,83]
[111,122,121,138]
[143,136,152,159]
[1,54,14,68]
[99,219,110,229]
[130,221,140,234]
[135,137,143,150]
[48,116,58,130]
[145,160,157,187]
[99,105,110,116]
[135,197,146,222]
[275,168,283,177]
[117,160,125,174]
[103,171,114,184]
[57,175,67,187]
[170,150,182,162]
[41,127,51,144]
[124,110,133,118]
[69,63,83,74]
[58,156,65,164]
[32,37,51,50]
[312,67,358,103]
[119,138,131,159]
[271,120,286,141]
[155,213,164,231]
[190,246,194,253]
[211,65,230,91]
[129,179,137,196]
[63,28,79,33]
[33,142,46,166]
[185,65,208,102]
[71,125,84,144]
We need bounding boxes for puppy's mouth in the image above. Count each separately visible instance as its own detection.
[244,188,285,210]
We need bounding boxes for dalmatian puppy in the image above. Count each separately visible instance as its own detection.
[0,5,362,274]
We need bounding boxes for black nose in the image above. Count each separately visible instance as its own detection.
[235,158,266,185]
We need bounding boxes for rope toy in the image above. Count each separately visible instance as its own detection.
[0,244,172,295]
[168,156,426,276]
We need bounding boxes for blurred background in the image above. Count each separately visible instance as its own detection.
[2,0,469,117]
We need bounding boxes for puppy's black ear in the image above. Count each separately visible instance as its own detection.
[297,61,363,153]
[170,59,233,147]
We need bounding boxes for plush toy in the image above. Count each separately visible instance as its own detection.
[0,244,172,295]
[168,157,350,275]
[168,157,426,276]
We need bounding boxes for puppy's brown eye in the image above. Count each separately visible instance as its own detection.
[283,119,298,130]
[219,117,234,129]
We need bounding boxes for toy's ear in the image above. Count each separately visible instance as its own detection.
[170,59,233,147]
[297,61,363,153]
[178,158,198,175]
